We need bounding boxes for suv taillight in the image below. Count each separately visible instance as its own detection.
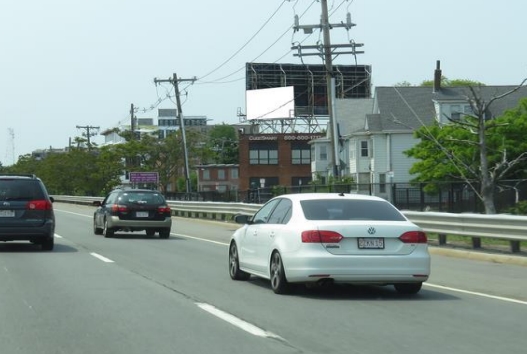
[26,200,52,211]
[301,230,343,243]
[399,231,427,244]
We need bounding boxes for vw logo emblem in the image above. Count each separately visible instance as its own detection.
[367,227,376,235]
[2,202,10,206]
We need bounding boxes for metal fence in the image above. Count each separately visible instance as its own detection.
[165,180,527,214]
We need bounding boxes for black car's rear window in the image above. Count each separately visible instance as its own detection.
[300,199,406,221]
[119,192,165,204]
[0,180,46,201]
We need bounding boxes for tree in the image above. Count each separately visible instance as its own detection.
[405,82,527,214]
[420,77,485,87]
[206,124,239,164]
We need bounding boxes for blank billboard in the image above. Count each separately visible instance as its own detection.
[246,86,295,120]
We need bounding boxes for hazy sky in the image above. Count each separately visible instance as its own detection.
[1,0,525,165]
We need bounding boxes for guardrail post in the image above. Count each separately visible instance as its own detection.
[438,234,447,245]
[472,237,481,249]
[510,241,520,253]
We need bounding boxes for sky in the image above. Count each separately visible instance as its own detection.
[1,0,526,166]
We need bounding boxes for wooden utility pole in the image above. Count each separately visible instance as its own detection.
[292,0,364,179]
[154,73,197,194]
[75,125,100,150]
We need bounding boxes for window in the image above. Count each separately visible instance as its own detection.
[360,141,369,157]
[291,142,311,165]
[231,168,238,179]
[203,170,210,180]
[379,173,386,193]
[249,142,278,165]
[319,145,327,161]
[301,199,406,221]
[267,199,293,224]
[451,105,461,121]
[217,169,225,180]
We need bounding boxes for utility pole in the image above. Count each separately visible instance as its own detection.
[154,73,197,194]
[76,125,100,150]
[292,0,364,180]
[130,103,136,139]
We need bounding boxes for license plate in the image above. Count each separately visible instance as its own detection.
[0,210,15,217]
[136,211,149,218]
[358,237,384,249]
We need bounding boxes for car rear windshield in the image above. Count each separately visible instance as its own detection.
[0,180,46,201]
[300,199,406,221]
[119,192,165,204]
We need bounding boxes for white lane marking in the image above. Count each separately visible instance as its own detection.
[54,209,91,217]
[174,233,228,246]
[90,252,114,263]
[197,303,283,339]
[424,283,527,306]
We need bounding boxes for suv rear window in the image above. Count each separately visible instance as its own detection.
[0,179,46,200]
[301,199,406,221]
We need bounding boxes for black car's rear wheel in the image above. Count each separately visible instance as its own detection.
[159,228,170,239]
[394,282,422,294]
[103,219,114,238]
[41,237,54,251]
[270,251,290,294]
[229,242,250,280]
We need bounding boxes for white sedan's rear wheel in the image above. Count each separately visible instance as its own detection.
[270,251,290,294]
[394,282,422,294]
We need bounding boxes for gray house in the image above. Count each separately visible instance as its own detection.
[311,79,527,201]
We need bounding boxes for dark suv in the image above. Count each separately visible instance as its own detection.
[0,174,55,250]
[93,188,172,238]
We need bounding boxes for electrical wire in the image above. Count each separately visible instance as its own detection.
[197,0,289,81]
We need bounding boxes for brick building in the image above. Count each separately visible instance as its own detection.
[238,132,325,191]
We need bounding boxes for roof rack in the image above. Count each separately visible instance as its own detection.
[0,173,37,178]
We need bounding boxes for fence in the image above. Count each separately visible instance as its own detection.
[165,180,527,214]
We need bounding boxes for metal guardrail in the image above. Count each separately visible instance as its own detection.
[53,195,527,253]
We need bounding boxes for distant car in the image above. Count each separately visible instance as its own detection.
[228,193,430,295]
[93,188,172,238]
[0,174,55,250]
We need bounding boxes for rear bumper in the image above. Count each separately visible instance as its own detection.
[282,250,430,284]
[0,220,55,241]
[107,216,172,230]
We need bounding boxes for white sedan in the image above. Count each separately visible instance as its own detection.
[228,193,430,295]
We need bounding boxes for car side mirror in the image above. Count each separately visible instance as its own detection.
[234,214,251,225]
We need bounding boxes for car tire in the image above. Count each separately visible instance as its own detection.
[103,219,114,238]
[159,229,170,239]
[229,242,250,281]
[270,251,290,294]
[41,237,54,251]
[146,229,155,237]
[394,282,422,294]
[93,218,103,235]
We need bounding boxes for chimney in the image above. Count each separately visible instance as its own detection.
[433,60,442,92]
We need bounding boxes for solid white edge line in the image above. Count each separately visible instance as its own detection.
[90,252,114,263]
[197,303,283,339]
[424,283,527,305]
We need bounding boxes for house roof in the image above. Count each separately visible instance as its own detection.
[369,85,527,133]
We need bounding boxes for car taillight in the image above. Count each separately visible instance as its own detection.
[301,230,343,243]
[158,205,171,214]
[111,204,128,213]
[399,231,427,244]
[26,200,53,211]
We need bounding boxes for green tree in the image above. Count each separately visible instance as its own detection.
[405,88,527,214]
[420,77,485,87]
[206,124,239,164]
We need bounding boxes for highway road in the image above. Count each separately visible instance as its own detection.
[1,202,526,354]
